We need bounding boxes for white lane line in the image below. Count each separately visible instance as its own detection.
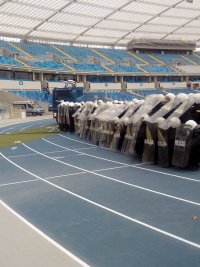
[74,147,97,151]
[0,179,39,187]
[19,121,47,132]
[39,122,55,128]
[94,165,129,172]
[55,135,200,184]
[0,200,91,267]
[45,149,72,155]
[46,171,87,180]
[6,149,74,159]
[59,134,110,150]
[22,143,200,207]
[0,166,128,187]
[8,153,38,159]
[0,125,18,134]
[1,152,200,250]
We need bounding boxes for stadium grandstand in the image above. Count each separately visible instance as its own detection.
[1,1,200,267]
[0,0,200,115]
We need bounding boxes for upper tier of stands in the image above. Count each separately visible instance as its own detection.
[0,56,23,66]
[13,42,69,59]
[56,45,107,63]
[0,40,26,56]
[25,60,70,70]
[151,52,194,65]
[109,65,144,73]
[96,48,144,65]
[142,65,176,73]
[134,52,159,65]
[185,53,200,64]
[68,63,107,72]
[0,40,200,74]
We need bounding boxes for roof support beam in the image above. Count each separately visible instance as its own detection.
[162,15,200,40]
[114,0,187,45]
[71,0,134,42]
[24,1,77,38]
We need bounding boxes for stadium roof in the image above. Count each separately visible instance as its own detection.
[0,0,200,47]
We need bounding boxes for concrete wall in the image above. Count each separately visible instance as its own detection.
[159,82,187,89]
[48,82,84,92]
[0,80,41,90]
[126,82,155,90]
[89,83,121,91]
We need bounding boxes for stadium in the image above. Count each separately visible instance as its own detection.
[0,0,200,266]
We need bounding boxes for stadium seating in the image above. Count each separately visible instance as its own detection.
[0,56,23,66]
[143,65,176,73]
[69,63,107,72]
[184,53,200,64]
[25,60,69,70]
[77,91,135,102]
[97,48,144,64]
[14,42,69,59]
[133,90,164,96]
[134,52,159,64]
[109,65,144,73]
[0,40,25,56]
[151,52,193,65]
[10,90,49,103]
[165,88,197,94]
[56,45,107,63]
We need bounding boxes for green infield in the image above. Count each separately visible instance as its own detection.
[0,125,59,148]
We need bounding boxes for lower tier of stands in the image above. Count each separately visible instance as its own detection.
[5,87,200,107]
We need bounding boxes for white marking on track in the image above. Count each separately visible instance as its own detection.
[22,143,200,207]
[1,151,200,250]
[19,121,46,132]
[56,135,200,184]
[0,166,128,187]
[0,200,91,267]
[0,125,18,134]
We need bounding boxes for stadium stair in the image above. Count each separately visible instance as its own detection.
[101,64,113,72]
[15,58,29,67]
[137,66,149,73]
[92,49,115,64]
[193,52,200,59]
[148,54,164,64]
[52,45,77,62]
[128,51,149,65]
[9,43,34,59]
[61,61,76,71]
[180,54,197,65]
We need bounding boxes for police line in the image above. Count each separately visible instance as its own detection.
[56,93,200,171]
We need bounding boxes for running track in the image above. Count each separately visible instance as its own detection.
[0,118,200,267]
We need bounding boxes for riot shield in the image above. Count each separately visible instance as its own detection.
[172,125,192,168]
[157,127,176,167]
[142,122,158,163]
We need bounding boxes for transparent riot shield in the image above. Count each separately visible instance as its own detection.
[172,125,192,168]
[157,127,176,167]
[142,122,158,163]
